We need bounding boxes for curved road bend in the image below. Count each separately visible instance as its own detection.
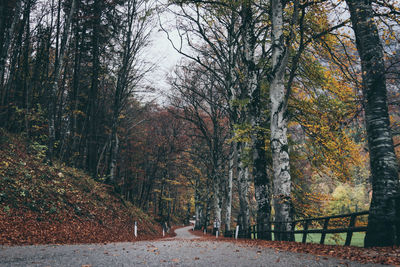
[0,225,388,267]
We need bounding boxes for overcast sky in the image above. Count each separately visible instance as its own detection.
[141,2,184,105]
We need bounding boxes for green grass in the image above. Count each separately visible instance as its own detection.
[293,232,365,247]
[250,232,365,247]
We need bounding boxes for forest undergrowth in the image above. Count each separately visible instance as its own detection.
[0,129,170,245]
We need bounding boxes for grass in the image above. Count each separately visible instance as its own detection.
[294,232,365,247]
[251,232,365,247]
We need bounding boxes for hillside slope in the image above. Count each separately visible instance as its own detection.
[0,129,164,245]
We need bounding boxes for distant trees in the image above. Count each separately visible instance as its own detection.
[169,62,230,230]
[1,0,399,247]
[0,0,156,188]
[162,0,400,246]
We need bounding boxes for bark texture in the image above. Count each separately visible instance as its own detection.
[213,173,222,226]
[241,1,272,240]
[237,141,250,233]
[224,141,235,232]
[346,0,400,247]
[270,0,293,241]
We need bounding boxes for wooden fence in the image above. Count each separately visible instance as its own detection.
[224,211,369,246]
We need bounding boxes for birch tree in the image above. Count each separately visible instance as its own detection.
[269,0,294,241]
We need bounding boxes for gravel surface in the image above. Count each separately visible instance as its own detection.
[0,226,389,267]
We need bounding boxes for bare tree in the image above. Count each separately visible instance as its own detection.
[47,0,76,163]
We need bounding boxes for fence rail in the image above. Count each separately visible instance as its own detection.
[224,211,369,246]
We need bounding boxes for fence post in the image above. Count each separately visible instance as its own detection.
[266,221,272,241]
[235,225,239,239]
[134,221,137,237]
[291,221,296,241]
[345,214,356,246]
[302,220,309,243]
[320,218,330,244]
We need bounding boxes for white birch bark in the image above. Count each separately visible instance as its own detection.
[270,0,293,241]
[224,140,236,232]
[212,173,222,226]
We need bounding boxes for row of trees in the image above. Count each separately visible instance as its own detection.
[162,0,400,247]
[0,0,155,179]
[1,0,399,247]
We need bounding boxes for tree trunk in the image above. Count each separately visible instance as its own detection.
[241,0,272,240]
[22,0,31,134]
[195,202,203,230]
[346,0,400,247]
[270,0,293,241]
[0,0,21,90]
[108,0,134,184]
[87,0,101,175]
[212,173,222,228]
[47,0,77,163]
[109,128,119,183]
[224,140,235,232]
[237,141,250,234]
[253,129,272,240]
[69,12,84,162]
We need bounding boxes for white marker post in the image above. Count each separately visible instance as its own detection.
[235,225,239,239]
[134,221,138,237]
[163,229,165,237]
[216,230,219,238]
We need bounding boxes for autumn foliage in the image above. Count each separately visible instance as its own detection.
[0,130,166,245]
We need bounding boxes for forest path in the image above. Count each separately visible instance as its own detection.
[0,226,386,267]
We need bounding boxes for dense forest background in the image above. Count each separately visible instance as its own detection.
[0,0,399,247]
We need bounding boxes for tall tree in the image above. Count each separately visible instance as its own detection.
[0,0,22,91]
[162,0,242,231]
[47,0,77,163]
[169,62,229,230]
[108,0,153,184]
[346,0,400,247]
[269,0,294,241]
[87,0,101,175]
[240,0,271,239]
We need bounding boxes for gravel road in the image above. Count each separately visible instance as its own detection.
[0,226,388,267]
